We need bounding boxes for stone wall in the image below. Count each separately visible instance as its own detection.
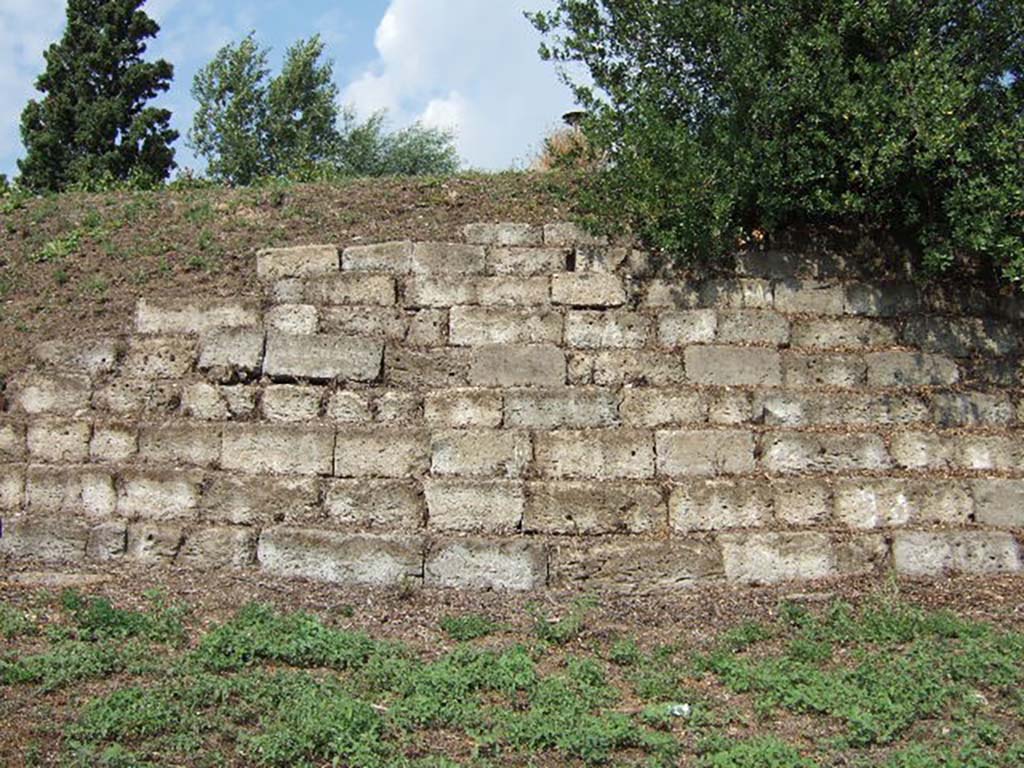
[1,222,1022,591]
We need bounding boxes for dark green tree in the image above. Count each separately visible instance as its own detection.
[18,0,177,191]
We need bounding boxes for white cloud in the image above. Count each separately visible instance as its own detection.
[341,0,573,170]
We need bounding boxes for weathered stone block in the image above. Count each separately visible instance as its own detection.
[27,420,91,463]
[425,480,524,533]
[257,244,338,279]
[774,279,844,314]
[335,428,429,478]
[450,306,563,346]
[33,337,121,375]
[761,432,891,473]
[412,242,486,274]
[405,275,551,307]
[791,318,897,349]
[469,344,566,387]
[656,430,756,477]
[177,527,257,568]
[464,222,543,246]
[266,304,318,335]
[889,432,953,470]
[10,373,92,415]
[488,247,567,274]
[551,273,626,307]
[504,387,619,429]
[325,479,423,530]
[431,429,531,478]
[222,424,335,475]
[304,273,396,305]
[425,539,547,590]
[0,465,24,510]
[685,346,782,386]
[721,532,838,584]
[534,429,654,479]
[549,538,723,592]
[261,384,323,422]
[699,279,773,309]
[118,470,202,520]
[524,481,665,535]
[264,332,382,382]
[544,221,607,246]
[657,310,717,346]
[959,435,1024,471]
[589,351,687,386]
[866,352,959,387]
[318,306,408,340]
[972,480,1024,528]
[620,388,704,427]
[782,352,867,388]
[716,310,790,345]
[566,311,649,348]
[845,282,921,316]
[834,479,972,529]
[258,528,424,585]
[385,347,471,387]
[771,479,833,526]
[424,388,502,428]
[135,298,259,335]
[930,392,1015,427]
[902,316,1019,357]
[0,422,26,461]
[708,390,758,425]
[893,531,1020,576]
[198,328,265,380]
[406,309,448,346]
[87,522,127,560]
[138,423,221,467]
[341,241,413,272]
[0,514,89,561]
[200,474,320,525]
[643,280,700,309]
[760,392,929,427]
[270,278,305,304]
[126,523,184,562]
[91,423,138,462]
[575,246,632,273]
[24,467,116,519]
[181,383,256,421]
[372,390,422,424]
[122,336,197,379]
[670,479,770,531]
[92,379,180,418]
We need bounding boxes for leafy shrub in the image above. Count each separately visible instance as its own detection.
[439,613,499,642]
[531,1,1024,284]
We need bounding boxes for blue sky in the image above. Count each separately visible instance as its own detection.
[0,0,573,179]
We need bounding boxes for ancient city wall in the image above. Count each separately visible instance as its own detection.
[1,222,1022,591]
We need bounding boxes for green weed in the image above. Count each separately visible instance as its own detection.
[439,613,499,642]
[31,229,81,263]
[529,596,596,646]
[698,735,816,768]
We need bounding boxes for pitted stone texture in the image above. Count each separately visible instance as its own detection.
[550,539,723,593]
[566,311,650,349]
[304,273,396,305]
[544,221,608,246]
[845,282,921,316]
[118,470,202,521]
[182,383,256,421]
[760,392,929,427]
[10,373,92,415]
[88,522,128,560]
[425,389,503,428]
[91,424,138,462]
[774,279,844,314]
[127,524,184,562]
[657,310,717,346]
[586,350,687,386]
[27,420,91,463]
[386,348,471,387]
[504,388,619,429]
[535,429,654,479]
[222,425,334,476]
[135,298,259,335]
[972,480,1024,528]
[722,532,839,584]
[782,352,866,387]
[318,307,408,340]
[700,279,773,309]
[551,273,626,307]
[644,280,700,309]
[258,528,424,585]
[257,244,338,279]
[139,424,221,467]
[790,318,897,349]
[903,316,1019,357]
[771,480,833,526]
[424,480,524,533]
[894,531,1020,577]
[266,304,318,335]
[201,475,321,526]
[335,428,429,478]
[262,385,323,422]
[425,539,547,590]
[524,481,665,535]
[762,432,890,473]
[25,467,116,519]
[464,222,544,247]
[833,480,973,529]
[406,310,448,346]
[929,392,1015,427]
[715,310,790,345]
[123,336,196,379]
[0,515,89,561]
[469,344,566,387]
[0,423,26,461]
[405,275,550,307]
[431,429,531,478]
[342,241,412,272]
[450,306,563,346]
[0,465,25,510]
[198,328,265,380]
[325,480,424,530]
[670,480,771,531]
[177,527,257,568]
[686,346,781,386]
[488,247,567,274]
[866,352,960,387]
[92,380,182,419]
[620,388,705,427]
[33,337,121,375]
[891,432,1024,472]
[656,430,756,477]
[264,332,382,382]
[412,242,486,274]
[708,390,758,425]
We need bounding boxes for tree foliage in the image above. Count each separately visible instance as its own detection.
[530,0,1024,284]
[18,0,177,191]
[188,34,459,184]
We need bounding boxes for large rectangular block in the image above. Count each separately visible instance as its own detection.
[534,429,654,479]
[544,221,608,246]
[431,429,531,478]
[325,479,424,530]
[318,306,408,340]
[721,532,838,584]
[620,388,705,427]
[845,281,921,316]
[469,345,566,387]
[685,346,781,386]
[177,527,257,568]
[699,278,773,309]
[135,298,259,334]
[341,241,412,272]
[139,423,221,467]
[25,467,116,519]
[587,350,687,386]
[504,387,619,428]
[894,531,1020,576]
[972,480,1024,528]
[655,430,756,477]
[487,247,567,274]
[404,275,550,307]
[126,523,184,562]
[267,304,318,335]
[32,337,121,376]
[449,306,563,346]
[27,420,91,463]
[424,389,502,428]
[866,352,960,387]
[425,480,524,533]
[929,392,1015,427]
[335,428,429,478]
[657,310,717,346]
[304,273,396,306]
[411,242,486,274]
[759,392,929,427]
[833,479,973,529]
[10,373,92,415]
[122,337,197,379]
[762,432,890,473]
[670,479,770,531]
[715,310,790,345]
[782,352,867,387]
[257,244,338,279]
[258,528,424,585]
[644,280,700,309]
[549,538,724,593]
[91,423,138,462]
[425,539,547,590]
[0,465,24,510]
[117,470,202,521]
[891,432,1024,471]
[261,384,323,422]
[222,424,334,475]
[0,423,26,461]
[264,332,382,382]
[566,311,649,348]
[902,316,1018,357]
[93,379,181,418]
[201,474,320,525]
[385,348,470,387]
[773,279,844,314]
[0,514,89,562]
[525,481,665,535]
[551,273,626,307]
[770,479,833,525]
[464,222,543,247]
[198,329,265,379]
[790,318,897,349]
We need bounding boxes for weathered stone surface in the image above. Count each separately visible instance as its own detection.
[700,279,774,309]
[372,390,423,424]
[335,428,429,478]
[10,373,92,415]
[575,246,632,273]
[412,242,486,274]
[25,467,116,519]
[535,429,654,479]
[657,310,717,346]
[404,275,550,307]
[198,328,265,380]
[177,527,257,568]
[431,429,531,478]
[304,273,396,305]
[716,310,790,345]
[425,539,547,590]
[118,470,202,520]
[201,474,321,526]
[760,392,929,427]
[866,352,959,387]
[834,479,972,529]
[902,316,1019,357]
[258,528,423,585]
[261,385,323,422]
[0,465,24,510]
[488,247,567,274]
[721,532,838,584]
[893,531,1020,576]
[135,298,259,335]
[774,279,844,314]
[266,304,318,335]
[318,307,408,340]
[845,282,921,316]
[425,388,502,428]
[257,245,338,279]
[122,337,197,379]
[385,347,471,387]
[891,432,1024,471]
[656,430,756,477]
[504,387,619,429]
[264,332,382,382]
[0,514,89,561]
[425,480,524,533]
[771,480,833,526]
[565,311,649,349]
[790,318,896,348]
[27,420,91,463]
[33,337,121,375]
[670,480,770,531]
[525,481,665,534]
[270,278,305,304]
[222,425,335,475]
[0,423,26,461]
[708,390,757,425]
[126,523,184,562]
[91,423,137,462]
[87,522,127,560]
[325,480,424,530]
[406,309,448,346]
[93,379,181,418]
[544,221,608,246]
[450,306,563,346]
[550,539,723,592]
[972,480,1024,529]
[138,423,221,467]
[644,280,700,309]
[181,383,256,421]
[620,388,705,427]
[551,273,626,307]
[782,352,866,387]
[469,344,566,387]
[588,351,687,386]
[686,346,781,386]
[930,392,1015,427]
[341,241,412,272]
[464,222,544,247]
[761,432,891,473]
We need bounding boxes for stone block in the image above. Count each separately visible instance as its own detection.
[118,470,202,521]
[263,332,382,382]
[487,247,567,274]
[261,385,323,422]
[589,351,687,386]
[33,337,121,375]
[10,373,92,415]
[126,523,184,562]
[902,317,1018,357]
[266,304,318,335]
[566,311,650,348]
[385,347,471,387]
[790,318,897,349]
[958,435,1024,471]
[122,336,197,379]
[0,422,26,461]
[716,310,790,345]
[891,432,1024,472]
[181,383,256,421]
[930,392,1015,427]
[90,423,138,462]
[657,310,717,346]
[341,241,413,272]
[177,527,257,568]
[549,538,723,592]
[92,379,180,418]
[24,467,116,519]
[318,306,408,340]
[972,480,1024,529]
[304,273,396,305]
[834,479,973,529]
[761,432,891,473]
[721,532,839,584]
[773,279,844,314]
[656,430,756,477]
[524,481,665,535]
[534,429,654,479]
[425,480,524,533]
[198,328,265,380]
[708,390,758,425]
[404,275,551,307]
[87,522,127,560]
[866,352,960,387]
[257,244,338,279]
[335,428,429,478]
[201,474,320,525]
[469,344,566,387]
[575,246,632,273]
[270,278,305,304]
[449,306,563,346]
[424,389,503,428]
[258,528,424,585]
[0,514,89,561]
[431,429,531,478]
[670,479,770,531]
[893,531,1020,576]
[371,390,422,424]
[699,278,773,309]
[138,423,221,467]
[771,479,833,526]
[686,346,781,386]
[411,242,486,274]
[222,424,335,475]
[544,221,608,246]
[551,273,626,307]
[325,479,423,530]
[504,387,619,429]
[27,420,91,463]
[464,222,544,246]
[844,282,921,316]
[406,309,448,346]
[889,432,953,470]
[620,388,705,427]
[135,298,259,334]
[0,465,24,510]
[760,392,929,427]
[643,280,700,309]
[782,352,867,388]
[425,539,547,590]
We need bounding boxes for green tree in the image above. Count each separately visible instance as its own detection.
[333,110,459,177]
[18,0,177,191]
[530,1,1024,284]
